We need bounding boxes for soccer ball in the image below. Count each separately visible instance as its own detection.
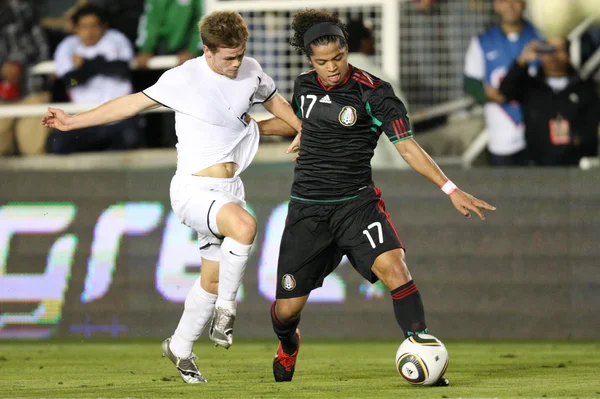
[395,334,449,386]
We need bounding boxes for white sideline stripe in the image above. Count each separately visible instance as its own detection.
[0,98,475,124]
[29,55,179,75]
[0,102,173,118]
[0,103,274,121]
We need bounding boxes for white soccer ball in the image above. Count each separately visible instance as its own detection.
[395,334,449,386]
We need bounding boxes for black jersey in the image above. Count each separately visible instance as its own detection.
[290,66,412,201]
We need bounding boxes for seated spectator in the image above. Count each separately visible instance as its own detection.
[39,0,144,49]
[0,0,51,156]
[499,38,600,166]
[47,5,143,154]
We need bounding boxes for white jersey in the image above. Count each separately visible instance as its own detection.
[54,29,134,104]
[143,55,277,176]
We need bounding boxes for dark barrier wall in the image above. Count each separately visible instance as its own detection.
[1,165,598,339]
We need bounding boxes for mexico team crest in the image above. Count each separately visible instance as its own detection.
[282,274,296,291]
[338,106,357,126]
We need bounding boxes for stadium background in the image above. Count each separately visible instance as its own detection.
[1,0,599,343]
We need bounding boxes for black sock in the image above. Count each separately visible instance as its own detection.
[270,301,300,355]
[391,280,427,338]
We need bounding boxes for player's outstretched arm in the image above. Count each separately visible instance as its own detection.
[41,92,161,131]
[257,117,298,136]
[394,138,496,220]
[261,94,302,135]
[257,116,301,156]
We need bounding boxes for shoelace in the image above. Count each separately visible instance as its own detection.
[178,354,200,375]
[277,348,296,371]
[213,311,233,332]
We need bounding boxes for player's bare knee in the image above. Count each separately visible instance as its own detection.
[387,263,411,288]
[373,249,411,288]
[276,300,302,323]
[375,260,411,289]
[230,214,257,244]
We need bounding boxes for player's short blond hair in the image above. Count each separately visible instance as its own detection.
[199,11,249,52]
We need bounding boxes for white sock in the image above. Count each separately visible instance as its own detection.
[216,237,252,313]
[170,277,217,358]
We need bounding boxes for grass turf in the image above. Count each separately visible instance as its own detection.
[1,340,599,398]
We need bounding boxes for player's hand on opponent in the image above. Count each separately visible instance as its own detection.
[449,189,496,220]
[41,108,73,131]
[286,132,301,161]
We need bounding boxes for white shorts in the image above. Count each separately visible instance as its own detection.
[170,174,246,260]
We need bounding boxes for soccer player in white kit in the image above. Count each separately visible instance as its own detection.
[42,11,301,384]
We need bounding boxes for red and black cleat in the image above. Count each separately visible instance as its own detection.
[273,329,301,382]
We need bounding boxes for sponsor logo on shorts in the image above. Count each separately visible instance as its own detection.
[282,274,296,291]
[338,106,357,126]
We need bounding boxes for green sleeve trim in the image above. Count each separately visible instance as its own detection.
[464,76,486,105]
[365,102,383,127]
[294,97,302,118]
[390,134,413,144]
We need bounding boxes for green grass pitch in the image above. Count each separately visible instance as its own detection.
[1,340,599,398]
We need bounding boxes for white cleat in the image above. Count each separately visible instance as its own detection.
[161,337,207,384]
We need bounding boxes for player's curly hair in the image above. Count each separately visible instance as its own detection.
[290,10,349,56]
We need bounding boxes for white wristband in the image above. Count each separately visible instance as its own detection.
[441,180,457,196]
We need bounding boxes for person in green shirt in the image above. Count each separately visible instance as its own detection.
[135,0,202,68]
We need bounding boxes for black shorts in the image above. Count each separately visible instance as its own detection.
[276,187,404,299]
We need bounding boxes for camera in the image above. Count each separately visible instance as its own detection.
[536,43,557,54]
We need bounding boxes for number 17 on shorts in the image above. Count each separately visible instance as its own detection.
[362,221,384,249]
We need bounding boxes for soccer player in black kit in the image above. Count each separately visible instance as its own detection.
[258,10,496,385]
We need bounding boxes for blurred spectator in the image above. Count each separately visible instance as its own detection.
[346,19,408,107]
[86,0,144,44]
[135,0,203,68]
[0,0,51,156]
[39,0,144,51]
[464,0,543,166]
[47,5,143,154]
[499,38,599,166]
